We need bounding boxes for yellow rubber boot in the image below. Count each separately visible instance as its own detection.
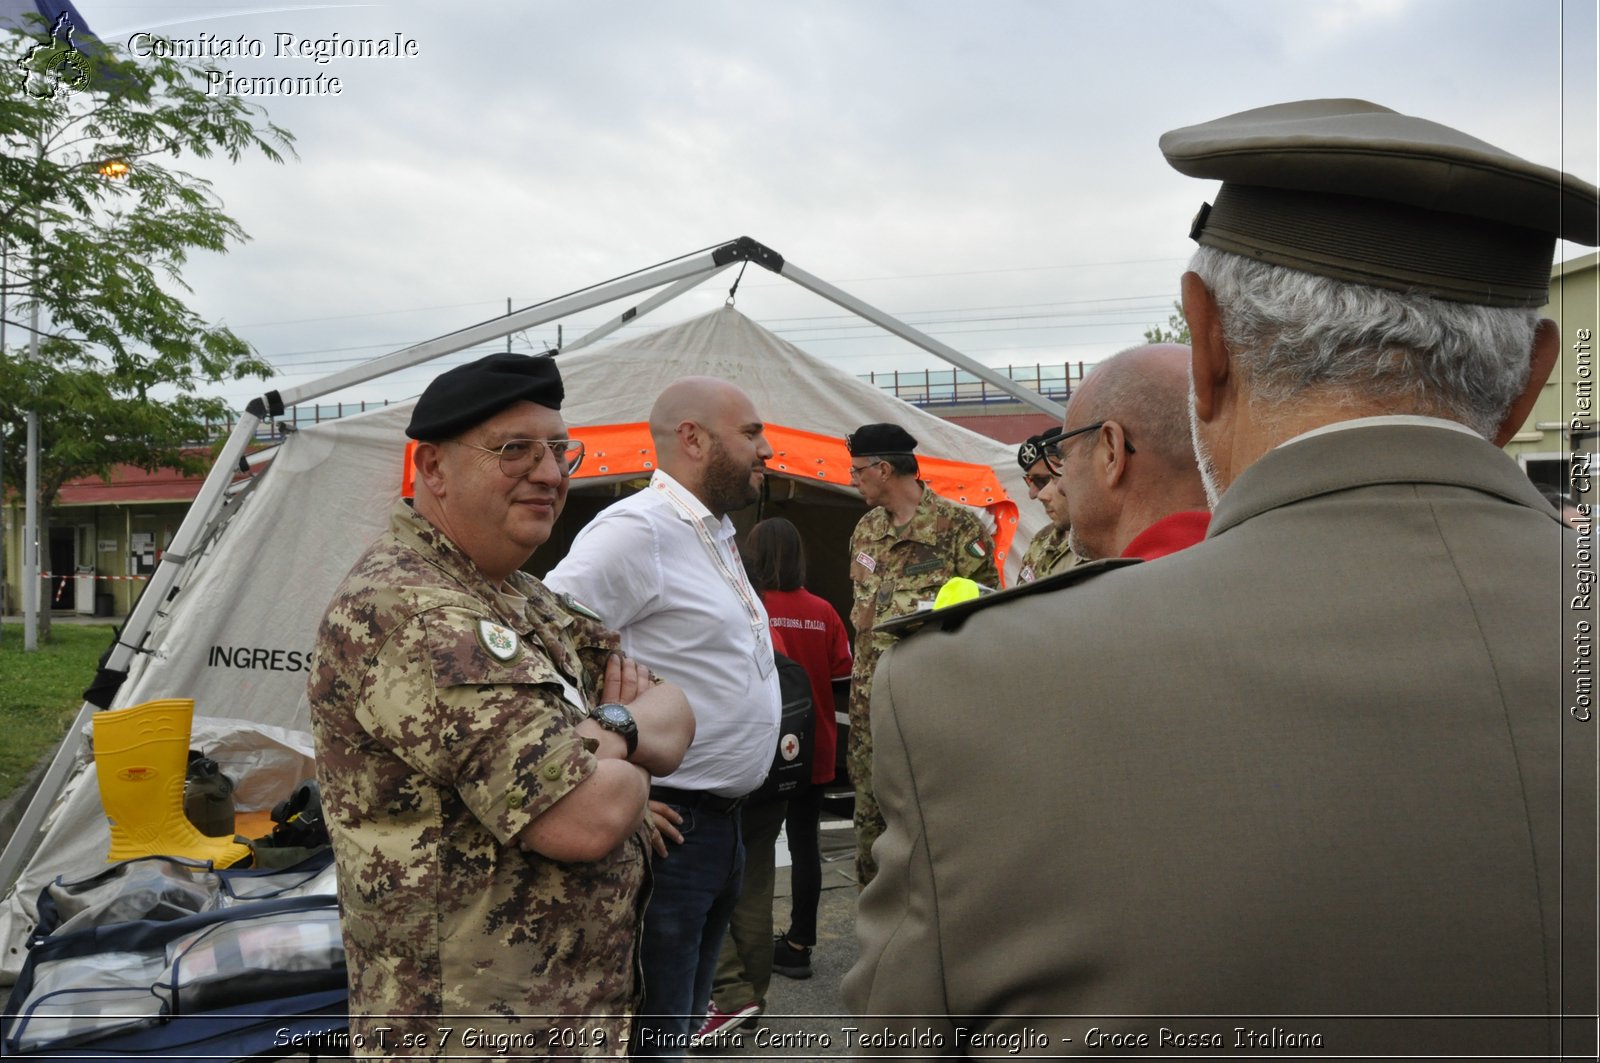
[92,698,253,868]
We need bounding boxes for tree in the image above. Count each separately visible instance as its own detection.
[1142,300,1191,345]
[1,23,294,637]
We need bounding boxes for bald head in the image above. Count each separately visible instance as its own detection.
[1069,344,1197,472]
[649,377,744,447]
[648,376,772,517]
[1059,343,1208,560]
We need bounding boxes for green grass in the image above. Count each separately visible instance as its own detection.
[0,623,117,801]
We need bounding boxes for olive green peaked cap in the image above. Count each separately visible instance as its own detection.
[1161,98,1600,307]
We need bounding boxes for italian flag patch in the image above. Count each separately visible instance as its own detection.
[964,539,988,559]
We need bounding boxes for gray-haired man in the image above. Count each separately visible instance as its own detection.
[847,99,1597,1058]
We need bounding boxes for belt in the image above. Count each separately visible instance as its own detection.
[649,785,744,816]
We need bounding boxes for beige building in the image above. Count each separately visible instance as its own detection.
[0,464,199,619]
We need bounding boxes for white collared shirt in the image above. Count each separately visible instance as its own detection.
[545,469,781,797]
[1278,414,1482,450]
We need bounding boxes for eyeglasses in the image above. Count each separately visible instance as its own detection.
[450,437,585,477]
[1024,472,1053,492]
[848,460,885,480]
[1043,422,1135,476]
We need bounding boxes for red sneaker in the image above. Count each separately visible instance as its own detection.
[689,1000,760,1049]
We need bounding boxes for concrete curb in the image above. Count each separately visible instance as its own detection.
[0,752,55,869]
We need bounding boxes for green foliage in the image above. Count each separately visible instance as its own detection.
[1142,300,1191,346]
[0,622,115,798]
[0,24,294,509]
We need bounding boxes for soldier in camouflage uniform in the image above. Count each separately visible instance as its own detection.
[844,424,997,886]
[1014,432,1081,583]
[1016,520,1077,582]
[309,354,694,1059]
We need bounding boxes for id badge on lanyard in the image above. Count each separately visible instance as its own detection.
[656,474,775,680]
[753,620,775,678]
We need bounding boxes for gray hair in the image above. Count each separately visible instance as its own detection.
[881,452,919,478]
[1188,246,1539,437]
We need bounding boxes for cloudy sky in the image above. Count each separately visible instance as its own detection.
[74,0,1600,413]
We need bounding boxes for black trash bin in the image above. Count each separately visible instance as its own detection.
[95,592,114,618]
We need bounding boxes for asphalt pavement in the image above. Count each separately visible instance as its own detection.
[692,819,863,1059]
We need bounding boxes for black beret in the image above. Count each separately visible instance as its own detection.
[1161,98,1600,307]
[405,353,564,441]
[1017,432,1055,471]
[848,423,917,457]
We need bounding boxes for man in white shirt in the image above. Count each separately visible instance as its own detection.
[546,376,781,1060]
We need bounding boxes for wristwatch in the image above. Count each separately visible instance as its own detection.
[592,702,639,758]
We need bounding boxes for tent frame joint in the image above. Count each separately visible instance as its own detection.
[712,236,785,273]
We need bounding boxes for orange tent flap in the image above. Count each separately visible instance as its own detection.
[401,422,1018,584]
[574,422,657,478]
[760,425,1018,582]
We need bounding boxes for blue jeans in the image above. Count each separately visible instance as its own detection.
[632,801,744,1061]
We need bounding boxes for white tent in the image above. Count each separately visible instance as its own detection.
[0,291,1051,979]
[563,305,1042,491]
[560,305,1042,539]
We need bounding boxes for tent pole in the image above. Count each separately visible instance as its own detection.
[0,412,264,894]
[771,260,1066,419]
[271,257,729,410]
[561,267,731,355]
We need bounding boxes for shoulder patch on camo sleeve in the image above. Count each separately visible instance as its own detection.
[558,592,604,623]
[477,619,521,662]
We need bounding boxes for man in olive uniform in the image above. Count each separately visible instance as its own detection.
[309,353,695,1057]
[1013,431,1078,583]
[845,422,997,886]
[846,100,1597,1057]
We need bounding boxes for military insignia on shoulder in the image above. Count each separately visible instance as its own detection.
[477,620,521,662]
[964,538,988,559]
[876,556,1141,638]
[558,592,604,623]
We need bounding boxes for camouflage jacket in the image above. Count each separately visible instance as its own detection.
[847,486,998,698]
[1016,524,1080,583]
[308,501,641,1057]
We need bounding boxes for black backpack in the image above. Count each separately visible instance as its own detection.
[746,653,815,805]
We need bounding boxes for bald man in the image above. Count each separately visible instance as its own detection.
[547,377,782,1060]
[1047,343,1210,561]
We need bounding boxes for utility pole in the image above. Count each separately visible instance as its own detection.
[0,429,6,644]
[20,133,48,651]
[1,238,7,643]
[22,294,39,651]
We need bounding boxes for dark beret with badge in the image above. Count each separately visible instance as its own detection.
[1161,98,1600,307]
[1016,431,1059,472]
[406,352,565,441]
[848,423,918,457]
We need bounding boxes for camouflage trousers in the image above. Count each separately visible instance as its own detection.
[847,677,883,888]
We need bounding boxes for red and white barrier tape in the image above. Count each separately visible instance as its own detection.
[37,573,149,581]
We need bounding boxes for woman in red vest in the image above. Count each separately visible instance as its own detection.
[745,517,852,979]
